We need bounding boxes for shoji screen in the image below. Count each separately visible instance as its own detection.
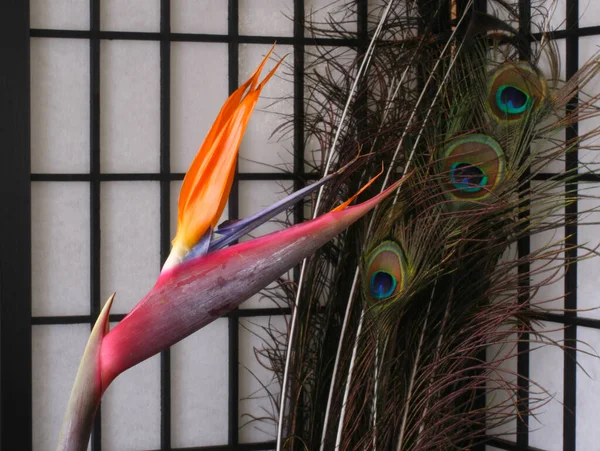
[28,1,298,450]
[0,0,597,450]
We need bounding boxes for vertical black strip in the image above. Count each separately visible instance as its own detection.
[0,1,31,450]
[227,0,240,446]
[292,0,305,237]
[90,0,102,449]
[160,1,172,449]
[564,1,579,450]
[516,0,531,446]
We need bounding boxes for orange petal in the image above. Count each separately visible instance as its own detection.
[171,44,284,261]
[331,164,385,213]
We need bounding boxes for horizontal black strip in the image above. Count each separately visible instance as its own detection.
[144,440,276,451]
[31,172,318,182]
[531,24,600,41]
[31,171,600,183]
[486,438,545,451]
[30,25,600,45]
[539,312,600,329]
[31,307,291,325]
[30,28,357,47]
[532,172,600,183]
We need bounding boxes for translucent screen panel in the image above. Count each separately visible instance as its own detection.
[529,323,564,449]
[30,0,89,30]
[100,40,160,173]
[303,46,357,172]
[171,318,229,447]
[32,324,91,451]
[239,315,289,443]
[31,38,90,173]
[239,0,294,36]
[304,0,357,37]
[577,183,600,319]
[531,0,567,31]
[32,182,90,316]
[170,42,229,173]
[100,181,160,314]
[238,180,293,309]
[170,0,228,34]
[578,35,600,174]
[238,44,294,174]
[100,0,160,32]
[576,326,600,451]
[580,0,600,28]
[102,330,161,451]
[486,327,518,442]
[529,183,565,311]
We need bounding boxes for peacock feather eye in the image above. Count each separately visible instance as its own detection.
[365,241,407,303]
[441,134,506,202]
[486,62,547,124]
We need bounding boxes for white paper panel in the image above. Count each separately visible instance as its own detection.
[303,45,357,172]
[100,40,160,173]
[171,318,229,447]
[30,0,89,30]
[529,323,564,450]
[239,0,293,36]
[102,338,161,451]
[171,42,229,173]
[486,327,518,441]
[532,0,567,31]
[580,0,600,28]
[239,315,288,443]
[238,180,293,309]
[100,0,160,32]
[238,181,292,239]
[304,0,357,37]
[100,182,160,314]
[31,38,90,173]
[32,182,90,316]
[238,44,294,173]
[578,35,600,174]
[171,0,228,34]
[577,183,600,319]
[576,326,600,451]
[529,183,565,311]
[32,324,91,451]
[531,38,567,175]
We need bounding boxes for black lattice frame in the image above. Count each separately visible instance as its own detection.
[1,0,599,450]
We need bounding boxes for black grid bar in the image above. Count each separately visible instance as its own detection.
[89,0,102,449]
[29,24,600,44]
[516,0,532,445]
[227,0,240,447]
[31,308,292,326]
[28,171,600,183]
[30,172,320,182]
[0,1,32,450]
[17,1,600,450]
[30,28,358,47]
[563,0,579,449]
[159,0,172,448]
[147,440,277,451]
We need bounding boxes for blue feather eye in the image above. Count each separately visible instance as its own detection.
[496,85,530,114]
[442,135,505,203]
[370,271,397,299]
[365,241,406,303]
[487,63,546,124]
[450,162,489,193]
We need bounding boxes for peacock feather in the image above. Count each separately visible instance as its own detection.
[247,0,600,450]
